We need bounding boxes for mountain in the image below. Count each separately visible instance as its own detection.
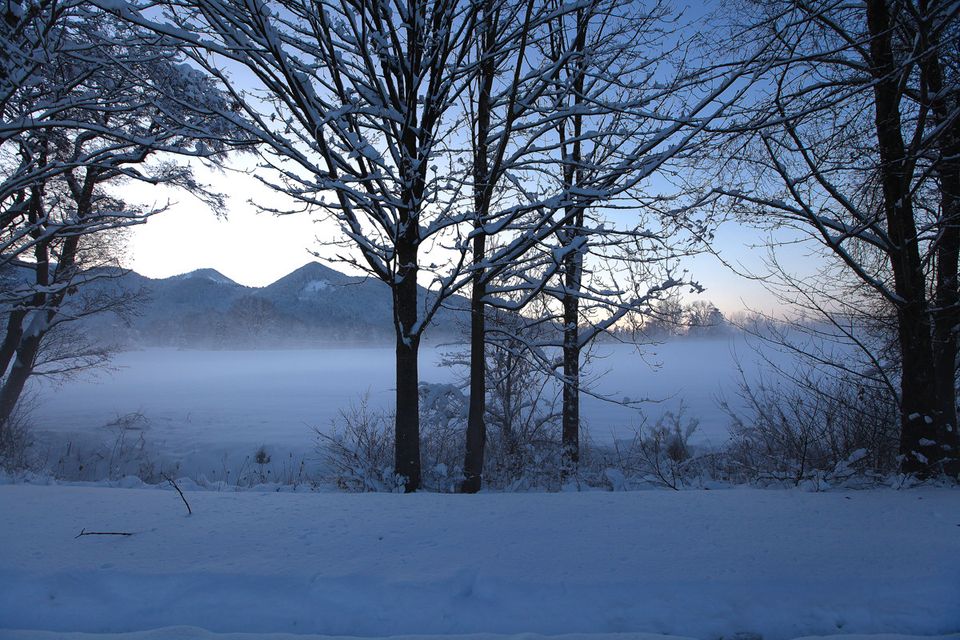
[254,262,395,337]
[171,268,237,285]
[75,262,467,348]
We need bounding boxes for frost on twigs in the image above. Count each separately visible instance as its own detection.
[600,405,702,491]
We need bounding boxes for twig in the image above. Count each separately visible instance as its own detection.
[162,473,192,515]
[75,528,133,539]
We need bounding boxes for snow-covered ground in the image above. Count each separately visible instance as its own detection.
[8,338,958,640]
[26,339,770,480]
[1,484,957,640]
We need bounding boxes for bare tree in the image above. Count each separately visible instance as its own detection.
[115,0,619,491]
[1,2,235,265]
[709,0,960,475]
[642,292,686,337]
[503,0,759,475]
[459,0,769,487]
[0,3,245,442]
[109,0,499,491]
[458,0,557,493]
[111,0,764,490]
[684,299,726,336]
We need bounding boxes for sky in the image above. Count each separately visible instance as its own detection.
[118,0,806,318]
[122,159,790,316]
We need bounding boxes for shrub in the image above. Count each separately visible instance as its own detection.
[0,399,35,472]
[597,405,703,490]
[316,395,397,491]
[46,411,161,483]
[317,381,566,492]
[719,367,900,485]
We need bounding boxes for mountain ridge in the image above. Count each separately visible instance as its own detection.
[79,261,467,348]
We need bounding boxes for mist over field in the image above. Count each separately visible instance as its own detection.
[27,336,774,482]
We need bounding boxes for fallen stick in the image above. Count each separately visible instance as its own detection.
[75,528,132,539]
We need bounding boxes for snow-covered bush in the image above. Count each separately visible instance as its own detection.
[316,395,396,492]
[316,386,464,492]
[594,406,706,490]
[719,370,900,485]
[480,344,563,489]
[418,383,468,492]
[318,381,567,492]
[437,322,566,491]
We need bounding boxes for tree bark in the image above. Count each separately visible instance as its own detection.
[918,0,960,470]
[461,0,496,493]
[933,170,960,455]
[0,331,40,427]
[462,261,486,493]
[932,166,960,473]
[394,331,421,492]
[0,308,27,380]
[560,244,582,474]
[0,180,48,436]
[557,6,588,477]
[0,161,90,434]
[866,0,945,475]
[393,238,421,492]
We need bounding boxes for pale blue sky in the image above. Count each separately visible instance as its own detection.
[123,159,790,315]
[120,0,807,316]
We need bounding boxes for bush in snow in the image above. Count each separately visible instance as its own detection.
[316,395,397,492]
[480,337,564,489]
[33,411,162,483]
[594,405,706,490]
[318,381,568,492]
[316,387,466,492]
[718,367,900,486]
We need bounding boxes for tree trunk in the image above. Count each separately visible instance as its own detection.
[560,246,582,475]
[394,332,421,492]
[0,287,69,433]
[393,240,421,492]
[0,184,49,440]
[461,2,495,493]
[932,147,960,472]
[557,6,587,478]
[918,3,960,470]
[0,308,23,443]
[866,0,945,475]
[897,315,942,474]
[462,246,487,493]
[0,308,26,380]
[0,330,40,428]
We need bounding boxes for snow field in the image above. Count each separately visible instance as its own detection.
[3,632,958,640]
[1,485,957,639]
